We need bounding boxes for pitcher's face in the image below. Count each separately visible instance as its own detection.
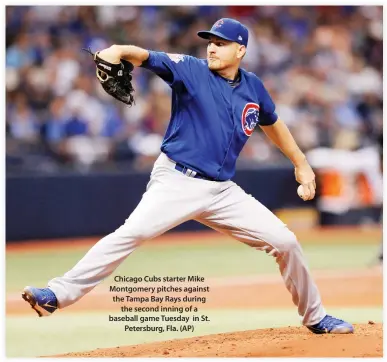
[206,35,245,71]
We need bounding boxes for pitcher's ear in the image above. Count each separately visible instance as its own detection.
[237,45,246,59]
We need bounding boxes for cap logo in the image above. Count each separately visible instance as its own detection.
[213,19,224,29]
[238,35,242,41]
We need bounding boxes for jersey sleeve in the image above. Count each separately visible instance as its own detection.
[140,51,201,93]
[258,80,279,126]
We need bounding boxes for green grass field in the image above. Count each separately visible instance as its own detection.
[6,239,380,293]
[6,231,382,357]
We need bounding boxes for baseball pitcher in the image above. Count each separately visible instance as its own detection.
[22,18,353,334]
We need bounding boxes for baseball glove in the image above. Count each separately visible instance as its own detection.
[83,47,135,106]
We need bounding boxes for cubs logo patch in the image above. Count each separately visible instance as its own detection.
[167,53,185,63]
[213,19,224,29]
[241,103,260,136]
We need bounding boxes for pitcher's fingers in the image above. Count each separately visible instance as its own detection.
[308,182,316,200]
[302,184,311,200]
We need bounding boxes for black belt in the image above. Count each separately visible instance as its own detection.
[174,162,219,181]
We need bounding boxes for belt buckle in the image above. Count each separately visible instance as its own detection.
[182,166,197,178]
[176,163,198,179]
[185,168,197,178]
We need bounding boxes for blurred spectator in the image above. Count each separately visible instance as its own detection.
[8,93,39,143]
[6,33,36,69]
[6,5,383,174]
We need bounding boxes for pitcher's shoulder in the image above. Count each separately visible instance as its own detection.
[194,57,209,69]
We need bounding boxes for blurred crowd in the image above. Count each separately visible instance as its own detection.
[6,6,383,174]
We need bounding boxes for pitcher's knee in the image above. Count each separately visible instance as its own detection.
[273,229,301,254]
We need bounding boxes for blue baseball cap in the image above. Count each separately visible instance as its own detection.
[197,18,248,47]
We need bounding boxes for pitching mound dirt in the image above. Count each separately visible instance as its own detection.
[53,323,382,358]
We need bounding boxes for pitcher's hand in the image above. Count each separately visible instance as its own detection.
[295,161,316,201]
